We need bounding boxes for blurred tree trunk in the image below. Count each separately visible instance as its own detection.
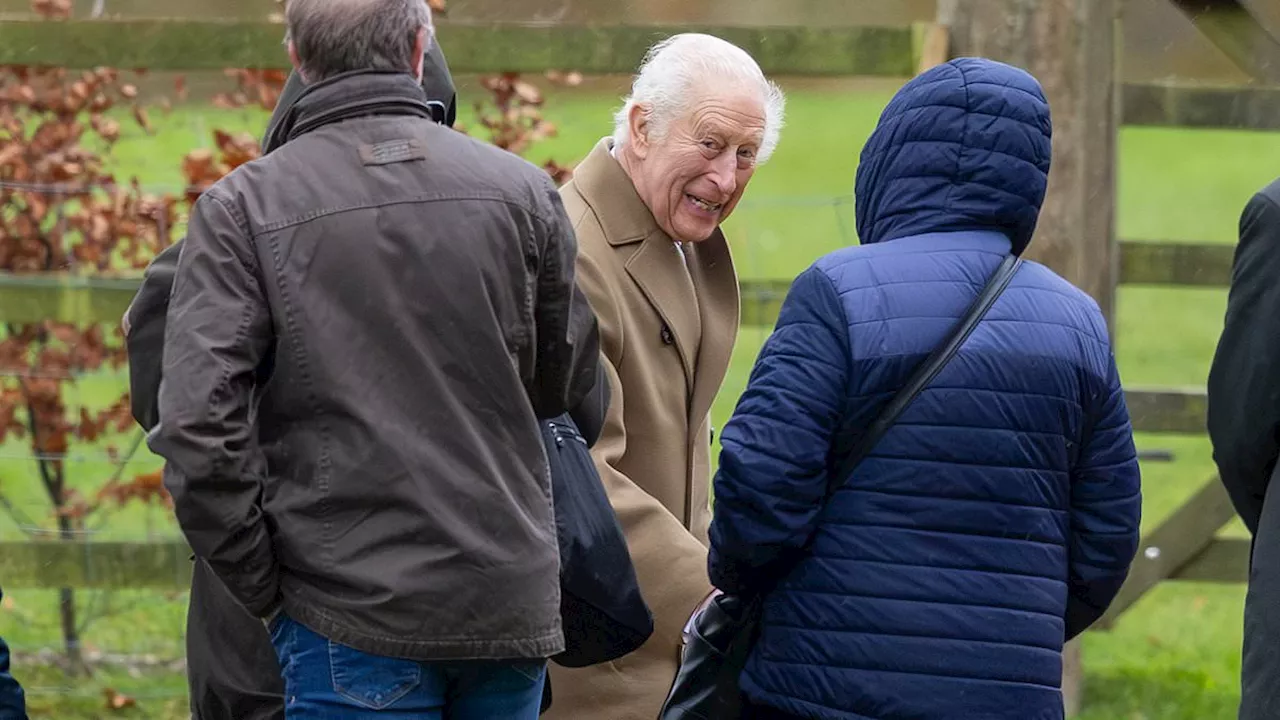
[944,0,1122,716]
[946,0,1120,330]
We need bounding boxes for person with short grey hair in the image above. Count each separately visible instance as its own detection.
[148,0,600,717]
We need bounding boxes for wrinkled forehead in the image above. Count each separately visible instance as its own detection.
[679,80,768,145]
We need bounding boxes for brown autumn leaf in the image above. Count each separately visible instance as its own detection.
[35,427,68,456]
[544,70,584,87]
[77,407,99,442]
[89,92,111,114]
[103,687,137,711]
[31,0,72,20]
[0,143,21,168]
[543,159,574,185]
[132,105,152,134]
[512,80,543,105]
[96,117,120,143]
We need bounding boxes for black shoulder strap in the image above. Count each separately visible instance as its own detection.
[830,254,1023,490]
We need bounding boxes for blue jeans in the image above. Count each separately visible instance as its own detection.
[269,613,546,719]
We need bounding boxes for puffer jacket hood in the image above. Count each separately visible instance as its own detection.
[854,57,1052,254]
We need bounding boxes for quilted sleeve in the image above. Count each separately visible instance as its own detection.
[1065,352,1142,639]
[708,265,851,595]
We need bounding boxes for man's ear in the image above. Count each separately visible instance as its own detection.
[628,103,650,160]
[412,28,428,82]
[287,40,306,82]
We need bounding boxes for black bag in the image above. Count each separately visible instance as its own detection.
[658,254,1024,720]
[542,414,655,667]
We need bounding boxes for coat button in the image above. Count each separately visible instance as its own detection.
[660,325,674,345]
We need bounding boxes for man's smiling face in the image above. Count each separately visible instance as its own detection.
[626,83,767,243]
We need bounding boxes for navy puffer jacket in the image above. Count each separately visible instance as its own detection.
[707,58,1142,719]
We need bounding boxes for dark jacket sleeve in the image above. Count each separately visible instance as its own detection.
[526,178,601,420]
[708,266,850,595]
[146,191,279,618]
[1065,351,1142,639]
[567,361,610,447]
[125,239,183,431]
[1208,185,1280,535]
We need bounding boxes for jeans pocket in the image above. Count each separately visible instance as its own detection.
[508,660,547,685]
[328,641,421,710]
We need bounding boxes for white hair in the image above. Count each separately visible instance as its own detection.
[612,33,786,164]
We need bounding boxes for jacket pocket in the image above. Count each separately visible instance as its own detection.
[328,640,421,710]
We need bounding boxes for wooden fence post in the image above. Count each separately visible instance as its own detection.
[945,0,1122,714]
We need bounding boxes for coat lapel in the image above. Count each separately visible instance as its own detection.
[572,140,702,387]
[686,230,739,430]
[623,239,700,387]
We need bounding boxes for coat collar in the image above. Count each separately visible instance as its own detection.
[571,138,739,439]
[264,70,436,150]
[572,138,666,248]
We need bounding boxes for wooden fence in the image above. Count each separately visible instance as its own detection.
[1,2,1277,713]
[0,14,1275,130]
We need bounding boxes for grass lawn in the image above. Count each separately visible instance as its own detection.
[3,74,1279,718]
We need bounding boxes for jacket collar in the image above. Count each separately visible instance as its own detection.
[572,138,669,247]
[263,70,436,151]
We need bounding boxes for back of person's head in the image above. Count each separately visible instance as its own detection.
[285,0,433,83]
[853,57,1052,254]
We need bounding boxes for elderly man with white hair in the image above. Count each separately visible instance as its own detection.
[544,33,785,719]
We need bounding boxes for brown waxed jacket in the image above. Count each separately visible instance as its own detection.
[149,70,599,662]
[543,139,741,719]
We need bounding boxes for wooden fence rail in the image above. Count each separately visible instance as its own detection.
[0,18,917,77]
[0,239,1237,326]
[0,17,1277,130]
[0,540,192,590]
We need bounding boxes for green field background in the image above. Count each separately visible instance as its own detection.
[1,75,1277,718]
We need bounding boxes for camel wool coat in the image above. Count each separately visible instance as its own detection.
[544,138,740,719]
